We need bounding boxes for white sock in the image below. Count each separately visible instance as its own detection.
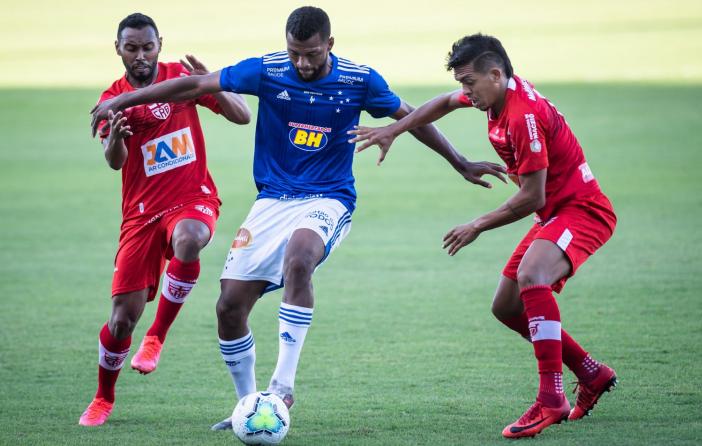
[269,302,313,395]
[219,332,256,399]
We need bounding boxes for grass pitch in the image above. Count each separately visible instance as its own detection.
[0,83,701,445]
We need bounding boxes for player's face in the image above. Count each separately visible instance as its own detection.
[116,26,161,84]
[286,32,334,82]
[453,63,504,112]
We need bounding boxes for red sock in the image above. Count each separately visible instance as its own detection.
[96,323,131,403]
[146,257,200,343]
[498,312,531,340]
[520,285,564,407]
[497,310,598,382]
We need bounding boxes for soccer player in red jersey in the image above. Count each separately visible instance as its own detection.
[349,34,618,438]
[78,13,251,426]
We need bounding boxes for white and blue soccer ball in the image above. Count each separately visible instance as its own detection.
[232,391,290,445]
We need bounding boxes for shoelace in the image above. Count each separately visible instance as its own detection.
[140,338,161,358]
[571,381,595,406]
[84,400,111,420]
[517,402,543,424]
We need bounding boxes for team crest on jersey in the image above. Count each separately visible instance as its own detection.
[288,122,331,152]
[141,127,196,177]
[148,102,171,120]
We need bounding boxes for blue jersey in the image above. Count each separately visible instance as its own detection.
[219,52,401,213]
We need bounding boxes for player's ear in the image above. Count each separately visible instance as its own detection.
[114,40,121,56]
[327,36,334,52]
[490,67,502,83]
[158,36,163,54]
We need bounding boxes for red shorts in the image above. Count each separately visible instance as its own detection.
[112,197,220,301]
[502,193,616,293]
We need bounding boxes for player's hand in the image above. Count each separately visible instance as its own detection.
[347,125,397,166]
[443,221,481,256]
[91,97,119,137]
[458,160,507,188]
[107,110,132,141]
[180,54,210,76]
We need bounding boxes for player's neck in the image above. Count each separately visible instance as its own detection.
[127,64,159,89]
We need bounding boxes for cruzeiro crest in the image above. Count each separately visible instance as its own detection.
[244,393,287,437]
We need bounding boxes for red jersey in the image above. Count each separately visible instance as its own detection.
[459,75,602,222]
[98,62,221,222]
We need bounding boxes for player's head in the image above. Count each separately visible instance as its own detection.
[285,6,334,82]
[446,34,513,111]
[115,13,162,84]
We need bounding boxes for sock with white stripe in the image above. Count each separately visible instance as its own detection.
[220,332,256,399]
[521,285,564,408]
[268,302,313,395]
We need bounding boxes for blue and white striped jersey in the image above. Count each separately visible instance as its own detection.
[219,52,401,213]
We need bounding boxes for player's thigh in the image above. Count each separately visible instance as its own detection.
[517,239,571,288]
[492,275,523,319]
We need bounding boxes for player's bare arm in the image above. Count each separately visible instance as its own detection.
[91,72,222,136]
[348,90,465,152]
[180,54,251,124]
[348,91,505,187]
[443,168,547,256]
[103,110,132,170]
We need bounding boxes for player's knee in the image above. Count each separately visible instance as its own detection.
[491,300,509,321]
[516,267,548,289]
[216,294,248,326]
[172,233,205,260]
[283,254,315,283]
[108,314,137,340]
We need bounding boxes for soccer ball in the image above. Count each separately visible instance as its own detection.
[232,391,290,445]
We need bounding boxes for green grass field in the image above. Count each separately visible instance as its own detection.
[0,83,700,445]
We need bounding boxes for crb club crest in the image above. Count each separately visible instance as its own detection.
[529,323,539,338]
[167,281,193,300]
[103,352,126,368]
[148,102,171,120]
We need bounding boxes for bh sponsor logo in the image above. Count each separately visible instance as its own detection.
[141,127,196,177]
[288,122,331,152]
[232,228,253,249]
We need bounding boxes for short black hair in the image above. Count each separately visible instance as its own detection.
[117,13,159,40]
[446,33,513,78]
[286,6,331,41]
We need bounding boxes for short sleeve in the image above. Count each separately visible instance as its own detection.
[219,58,263,96]
[363,69,401,118]
[509,110,549,175]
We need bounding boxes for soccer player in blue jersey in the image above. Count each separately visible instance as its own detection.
[91,6,505,430]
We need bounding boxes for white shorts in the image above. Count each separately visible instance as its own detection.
[221,198,352,293]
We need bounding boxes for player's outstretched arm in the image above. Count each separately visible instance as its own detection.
[103,110,132,170]
[348,91,461,158]
[180,54,251,125]
[443,169,547,256]
[394,100,506,188]
[90,72,222,136]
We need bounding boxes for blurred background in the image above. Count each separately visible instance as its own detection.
[2,0,701,87]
